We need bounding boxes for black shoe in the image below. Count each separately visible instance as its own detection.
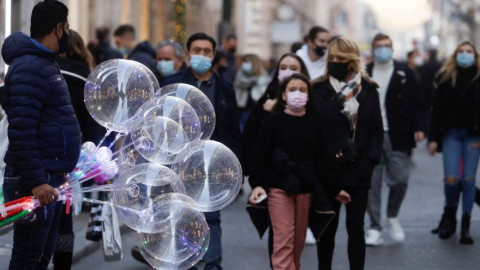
[439,207,457,239]
[431,207,448,234]
[131,245,150,266]
[460,214,474,245]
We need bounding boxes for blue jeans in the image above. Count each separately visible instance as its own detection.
[442,129,480,215]
[3,166,64,270]
[189,211,222,270]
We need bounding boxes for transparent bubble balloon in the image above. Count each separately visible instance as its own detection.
[159,83,216,140]
[136,62,161,94]
[171,140,243,212]
[130,115,192,165]
[84,59,156,133]
[113,163,186,232]
[120,133,149,167]
[129,95,201,142]
[138,195,210,269]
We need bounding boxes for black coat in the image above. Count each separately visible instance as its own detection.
[161,68,241,158]
[311,76,383,194]
[367,61,427,151]
[56,57,107,144]
[428,73,480,147]
[129,41,156,73]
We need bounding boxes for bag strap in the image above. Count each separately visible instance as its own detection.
[351,114,358,142]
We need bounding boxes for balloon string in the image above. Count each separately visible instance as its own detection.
[81,198,141,214]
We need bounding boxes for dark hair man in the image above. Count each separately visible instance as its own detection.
[365,33,427,246]
[161,32,240,270]
[296,26,330,79]
[219,33,237,84]
[113,24,156,72]
[0,1,81,269]
[95,26,122,64]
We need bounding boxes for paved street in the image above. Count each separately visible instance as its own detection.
[1,142,480,269]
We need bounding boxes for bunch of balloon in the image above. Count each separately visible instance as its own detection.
[81,60,243,269]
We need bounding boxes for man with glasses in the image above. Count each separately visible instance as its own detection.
[365,33,427,246]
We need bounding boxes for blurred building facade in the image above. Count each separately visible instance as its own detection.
[4,0,480,78]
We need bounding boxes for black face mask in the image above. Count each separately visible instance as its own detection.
[328,61,350,81]
[229,47,236,54]
[57,27,70,55]
[314,46,327,57]
[217,65,227,74]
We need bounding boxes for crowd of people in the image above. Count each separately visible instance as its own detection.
[1,1,480,270]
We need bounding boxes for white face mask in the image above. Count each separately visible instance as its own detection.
[285,91,308,111]
[413,56,424,67]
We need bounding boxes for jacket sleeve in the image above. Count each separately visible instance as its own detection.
[6,65,49,191]
[366,88,384,165]
[406,68,428,133]
[428,81,445,144]
[248,120,273,190]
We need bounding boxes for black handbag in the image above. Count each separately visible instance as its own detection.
[327,137,357,167]
[327,115,358,168]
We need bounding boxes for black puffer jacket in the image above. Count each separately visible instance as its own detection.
[1,32,81,190]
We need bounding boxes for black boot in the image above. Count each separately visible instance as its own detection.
[439,207,457,239]
[460,214,474,244]
[475,187,480,206]
[431,207,448,234]
[53,251,73,270]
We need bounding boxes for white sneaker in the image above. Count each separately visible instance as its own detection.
[365,229,383,246]
[388,217,405,242]
[305,228,316,245]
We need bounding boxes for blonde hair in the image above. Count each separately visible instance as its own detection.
[326,37,367,76]
[438,41,480,86]
[241,53,266,77]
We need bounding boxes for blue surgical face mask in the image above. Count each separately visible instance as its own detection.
[119,47,129,56]
[190,55,212,74]
[156,60,176,76]
[241,62,253,74]
[374,47,393,63]
[456,52,475,68]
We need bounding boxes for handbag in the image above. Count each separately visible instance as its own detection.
[101,202,123,261]
[326,115,358,168]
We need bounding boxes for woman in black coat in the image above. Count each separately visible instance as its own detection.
[54,29,103,270]
[311,37,383,270]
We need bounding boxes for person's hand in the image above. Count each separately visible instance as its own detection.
[428,141,438,156]
[32,183,58,206]
[414,131,425,142]
[263,99,277,112]
[335,190,351,204]
[249,187,267,204]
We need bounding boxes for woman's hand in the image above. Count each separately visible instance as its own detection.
[428,141,438,156]
[249,187,267,204]
[263,99,277,112]
[335,190,351,204]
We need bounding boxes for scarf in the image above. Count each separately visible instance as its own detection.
[329,72,362,118]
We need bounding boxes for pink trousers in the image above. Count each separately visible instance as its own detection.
[268,188,311,270]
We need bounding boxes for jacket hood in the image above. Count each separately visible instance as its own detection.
[1,32,55,65]
[132,41,156,58]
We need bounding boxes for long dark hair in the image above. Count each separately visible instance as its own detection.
[273,73,313,113]
[262,53,310,100]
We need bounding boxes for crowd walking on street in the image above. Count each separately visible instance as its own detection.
[2,1,480,270]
